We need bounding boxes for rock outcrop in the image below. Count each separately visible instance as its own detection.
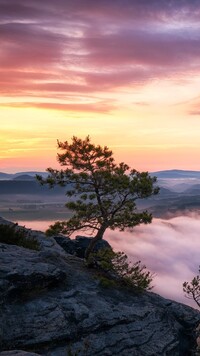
[0,219,200,355]
[53,234,111,258]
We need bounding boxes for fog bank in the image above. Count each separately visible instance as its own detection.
[106,215,200,308]
[18,215,200,308]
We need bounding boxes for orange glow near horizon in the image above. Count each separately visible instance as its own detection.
[1,103,200,173]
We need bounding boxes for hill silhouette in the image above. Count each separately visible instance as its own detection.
[151,169,200,179]
[13,174,35,181]
[0,180,64,195]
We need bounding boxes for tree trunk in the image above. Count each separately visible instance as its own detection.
[85,224,107,260]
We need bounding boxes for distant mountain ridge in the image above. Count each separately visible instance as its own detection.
[0,171,48,180]
[1,169,200,217]
[0,180,64,195]
[151,169,200,179]
[0,172,13,180]
[13,174,36,181]
[1,169,200,181]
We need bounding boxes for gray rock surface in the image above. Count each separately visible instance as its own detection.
[0,243,67,303]
[0,220,200,355]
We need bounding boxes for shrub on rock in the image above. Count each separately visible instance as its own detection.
[0,223,40,251]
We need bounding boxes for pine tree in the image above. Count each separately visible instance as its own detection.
[37,135,159,259]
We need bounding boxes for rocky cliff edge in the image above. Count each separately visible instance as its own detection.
[0,217,200,356]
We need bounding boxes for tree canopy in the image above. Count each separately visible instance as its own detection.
[37,135,159,259]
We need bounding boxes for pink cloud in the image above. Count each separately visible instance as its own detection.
[187,97,200,115]
[83,29,200,69]
[1,1,200,109]
[0,23,66,70]
[1,100,115,113]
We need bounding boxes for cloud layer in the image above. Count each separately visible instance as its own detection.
[1,0,200,112]
[20,213,200,308]
[106,214,200,308]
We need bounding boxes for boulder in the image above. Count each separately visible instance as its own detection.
[53,234,111,258]
[53,235,76,255]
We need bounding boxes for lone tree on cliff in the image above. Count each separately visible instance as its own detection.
[37,136,159,259]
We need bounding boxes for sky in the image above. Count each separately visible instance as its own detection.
[1,0,200,172]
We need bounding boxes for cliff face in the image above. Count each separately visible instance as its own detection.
[0,219,200,356]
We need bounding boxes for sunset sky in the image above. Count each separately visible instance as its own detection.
[1,0,200,173]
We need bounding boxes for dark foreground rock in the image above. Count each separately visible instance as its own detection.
[0,352,40,356]
[0,220,200,355]
[53,234,111,258]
